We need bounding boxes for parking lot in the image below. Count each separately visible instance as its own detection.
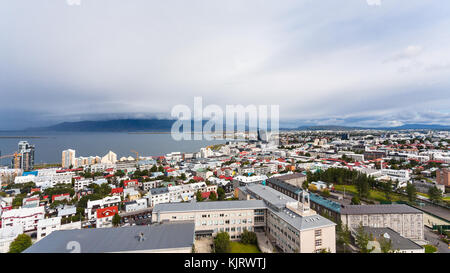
[121,212,152,226]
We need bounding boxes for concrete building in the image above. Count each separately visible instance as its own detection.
[125,199,148,213]
[74,178,93,191]
[266,176,342,223]
[13,141,35,171]
[62,149,76,168]
[360,227,424,253]
[96,206,119,228]
[272,173,307,188]
[1,206,45,232]
[152,200,267,240]
[86,196,121,221]
[340,205,424,240]
[153,183,336,253]
[37,217,62,241]
[101,151,117,164]
[240,184,336,253]
[436,168,450,187]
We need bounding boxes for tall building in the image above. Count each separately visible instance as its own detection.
[101,151,117,164]
[436,168,450,187]
[13,141,35,171]
[62,149,76,168]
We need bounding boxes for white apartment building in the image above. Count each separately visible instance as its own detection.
[147,182,217,207]
[101,151,117,164]
[86,196,121,221]
[124,199,148,213]
[74,178,93,191]
[62,149,76,168]
[1,206,45,232]
[37,217,61,241]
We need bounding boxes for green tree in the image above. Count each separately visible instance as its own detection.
[337,224,351,253]
[406,183,417,202]
[240,230,257,245]
[112,213,121,227]
[322,188,331,198]
[428,186,443,202]
[209,191,217,201]
[214,232,231,253]
[8,234,32,253]
[196,190,204,202]
[355,223,374,253]
[351,196,361,205]
[379,236,392,253]
[217,187,226,201]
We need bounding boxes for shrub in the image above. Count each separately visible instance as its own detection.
[241,230,257,245]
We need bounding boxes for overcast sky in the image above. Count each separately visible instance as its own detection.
[1,0,450,130]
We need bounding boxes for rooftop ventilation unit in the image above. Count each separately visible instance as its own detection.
[138,232,146,242]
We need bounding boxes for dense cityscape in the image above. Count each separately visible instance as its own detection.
[0,129,449,253]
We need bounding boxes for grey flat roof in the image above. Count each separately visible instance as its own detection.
[153,200,267,213]
[272,208,336,231]
[242,183,297,209]
[243,184,336,231]
[275,173,306,180]
[150,187,169,195]
[341,204,422,215]
[24,222,194,253]
[362,227,424,250]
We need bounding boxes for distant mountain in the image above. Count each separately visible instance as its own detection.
[294,124,450,131]
[388,124,450,130]
[27,119,177,132]
[24,119,450,132]
[294,125,363,131]
[25,118,247,132]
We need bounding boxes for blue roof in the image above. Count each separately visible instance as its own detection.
[268,177,341,213]
[309,193,341,213]
[23,171,38,176]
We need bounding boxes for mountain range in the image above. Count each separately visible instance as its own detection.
[22,119,450,132]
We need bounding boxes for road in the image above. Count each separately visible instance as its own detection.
[424,227,450,253]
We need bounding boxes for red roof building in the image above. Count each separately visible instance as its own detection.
[111,187,123,195]
[96,206,118,219]
[123,179,139,188]
[52,193,70,202]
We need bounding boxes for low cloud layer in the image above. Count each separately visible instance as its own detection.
[0,0,449,129]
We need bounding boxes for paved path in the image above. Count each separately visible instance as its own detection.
[424,227,450,253]
[256,232,275,253]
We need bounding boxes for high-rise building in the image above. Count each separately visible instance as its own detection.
[436,168,450,187]
[13,141,35,171]
[101,151,117,164]
[62,149,76,168]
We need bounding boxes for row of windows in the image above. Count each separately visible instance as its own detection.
[214,226,252,233]
[201,212,253,218]
[196,218,254,226]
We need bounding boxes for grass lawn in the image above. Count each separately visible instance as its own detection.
[333,184,408,203]
[333,184,358,194]
[424,245,437,253]
[229,241,261,253]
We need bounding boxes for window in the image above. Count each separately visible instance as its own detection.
[315,239,322,247]
[315,229,322,237]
